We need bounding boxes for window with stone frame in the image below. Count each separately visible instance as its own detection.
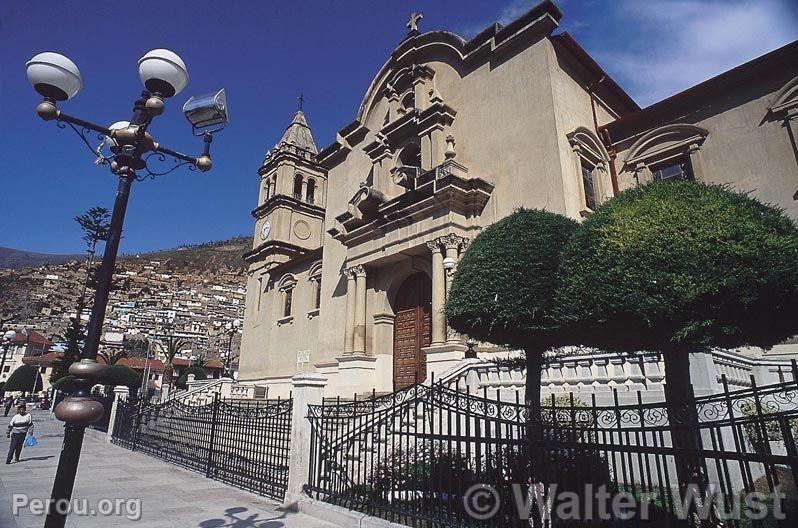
[309,263,322,313]
[277,275,296,320]
[567,127,611,212]
[293,174,303,200]
[283,287,294,318]
[581,161,597,211]
[650,156,693,182]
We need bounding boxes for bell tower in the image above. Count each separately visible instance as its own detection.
[245,108,327,269]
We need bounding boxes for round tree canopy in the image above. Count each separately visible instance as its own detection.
[176,366,207,390]
[445,208,578,351]
[4,365,44,392]
[558,180,798,352]
[99,365,141,390]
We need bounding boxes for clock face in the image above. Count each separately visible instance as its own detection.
[260,219,271,241]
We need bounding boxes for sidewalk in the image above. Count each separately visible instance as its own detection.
[0,409,336,528]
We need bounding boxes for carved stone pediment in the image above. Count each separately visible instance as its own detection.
[380,102,456,148]
[390,166,420,190]
[335,184,389,231]
[331,160,493,240]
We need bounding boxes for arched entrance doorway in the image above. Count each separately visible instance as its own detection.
[392,272,432,390]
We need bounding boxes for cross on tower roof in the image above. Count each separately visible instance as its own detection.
[297,93,304,111]
[407,11,423,34]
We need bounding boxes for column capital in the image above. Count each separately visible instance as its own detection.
[426,239,443,253]
[439,233,468,252]
[343,265,366,278]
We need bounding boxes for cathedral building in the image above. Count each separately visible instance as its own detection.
[238,1,798,397]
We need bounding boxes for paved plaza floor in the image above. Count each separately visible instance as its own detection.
[1,409,337,528]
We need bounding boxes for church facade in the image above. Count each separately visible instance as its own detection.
[238,2,798,397]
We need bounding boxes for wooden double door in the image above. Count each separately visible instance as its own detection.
[393,273,432,390]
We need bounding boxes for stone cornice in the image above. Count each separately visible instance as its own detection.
[251,195,326,220]
[242,240,308,264]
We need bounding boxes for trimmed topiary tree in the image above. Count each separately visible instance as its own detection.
[175,366,207,390]
[445,208,579,505]
[559,180,798,402]
[99,365,141,391]
[445,208,579,408]
[4,364,44,394]
[558,180,798,495]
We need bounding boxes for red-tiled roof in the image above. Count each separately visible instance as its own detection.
[9,329,53,348]
[172,357,224,369]
[22,352,62,367]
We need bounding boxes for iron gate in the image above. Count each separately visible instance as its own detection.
[112,393,292,501]
[306,377,798,527]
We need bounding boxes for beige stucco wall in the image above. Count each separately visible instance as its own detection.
[239,258,321,380]
[613,69,798,222]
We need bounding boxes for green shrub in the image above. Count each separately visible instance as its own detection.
[99,365,141,390]
[175,366,207,390]
[4,365,43,392]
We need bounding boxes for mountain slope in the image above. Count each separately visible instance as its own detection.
[0,247,81,269]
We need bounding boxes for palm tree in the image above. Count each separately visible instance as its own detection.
[156,334,188,389]
[98,346,127,366]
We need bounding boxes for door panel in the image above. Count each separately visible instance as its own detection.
[393,272,433,390]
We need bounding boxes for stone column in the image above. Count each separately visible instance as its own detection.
[343,268,356,354]
[284,373,327,506]
[443,234,467,344]
[428,240,446,345]
[300,179,309,202]
[352,265,367,355]
[106,385,129,443]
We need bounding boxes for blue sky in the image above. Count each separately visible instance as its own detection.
[1,0,796,255]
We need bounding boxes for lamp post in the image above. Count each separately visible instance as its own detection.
[218,319,241,379]
[1,330,17,383]
[26,49,227,528]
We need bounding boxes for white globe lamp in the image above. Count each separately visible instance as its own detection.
[104,121,131,148]
[442,256,456,271]
[25,52,83,101]
[137,49,188,98]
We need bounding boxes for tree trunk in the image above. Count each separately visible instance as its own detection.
[663,350,711,527]
[524,351,545,528]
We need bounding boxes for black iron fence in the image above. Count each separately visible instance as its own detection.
[306,375,798,527]
[112,393,292,501]
[88,392,114,433]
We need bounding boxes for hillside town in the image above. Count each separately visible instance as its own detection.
[0,238,247,394]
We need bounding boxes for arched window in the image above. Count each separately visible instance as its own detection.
[278,275,296,319]
[309,262,322,313]
[293,174,303,200]
[401,91,415,112]
[306,179,316,205]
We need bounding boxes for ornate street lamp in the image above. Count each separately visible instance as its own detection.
[26,49,227,528]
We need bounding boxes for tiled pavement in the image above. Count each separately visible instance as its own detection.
[1,409,336,528]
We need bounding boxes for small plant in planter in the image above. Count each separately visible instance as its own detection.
[739,400,784,453]
[369,442,475,500]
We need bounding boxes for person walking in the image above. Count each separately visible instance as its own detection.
[3,396,12,417]
[6,403,34,464]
